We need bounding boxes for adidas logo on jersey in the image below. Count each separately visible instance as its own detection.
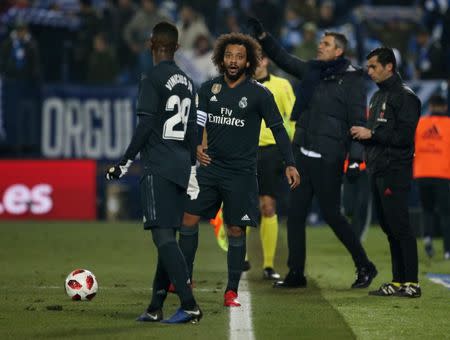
[210,95,218,102]
[422,125,441,139]
[241,214,251,221]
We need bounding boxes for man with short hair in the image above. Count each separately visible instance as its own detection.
[106,22,202,322]
[247,18,377,289]
[351,47,422,298]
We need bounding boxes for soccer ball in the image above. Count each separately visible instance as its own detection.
[65,269,98,301]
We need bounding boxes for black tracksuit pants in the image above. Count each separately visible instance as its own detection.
[417,178,450,253]
[371,167,418,283]
[286,149,371,274]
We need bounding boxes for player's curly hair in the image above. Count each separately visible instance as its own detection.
[212,33,261,77]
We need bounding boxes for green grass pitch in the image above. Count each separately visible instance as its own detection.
[0,221,449,339]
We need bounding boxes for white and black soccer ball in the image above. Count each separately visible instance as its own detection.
[65,269,98,301]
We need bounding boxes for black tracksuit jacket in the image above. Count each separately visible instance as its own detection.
[365,73,421,175]
[260,34,366,163]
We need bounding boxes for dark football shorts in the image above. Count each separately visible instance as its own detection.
[185,166,259,227]
[257,145,284,198]
[140,174,186,229]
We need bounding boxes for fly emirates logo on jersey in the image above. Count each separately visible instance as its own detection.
[208,107,246,127]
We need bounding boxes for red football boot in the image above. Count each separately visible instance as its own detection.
[224,290,241,307]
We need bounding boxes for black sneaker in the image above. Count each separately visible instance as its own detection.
[136,309,163,322]
[273,270,307,288]
[393,284,421,298]
[263,267,281,280]
[243,260,251,272]
[369,282,400,296]
[351,262,378,288]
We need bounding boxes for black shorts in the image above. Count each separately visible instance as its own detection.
[185,167,259,227]
[257,145,284,197]
[140,174,186,229]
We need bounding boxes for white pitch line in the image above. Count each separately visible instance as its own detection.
[229,273,255,340]
[428,278,450,289]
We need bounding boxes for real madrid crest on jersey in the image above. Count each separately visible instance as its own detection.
[239,97,247,108]
[211,83,222,94]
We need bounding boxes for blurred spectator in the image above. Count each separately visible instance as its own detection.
[422,0,448,40]
[279,6,303,52]
[0,21,41,81]
[87,32,119,84]
[250,0,283,37]
[408,26,444,79]
[102,0,136,72]
[177,4,210,50]
[287,0,317,23]
[0,21,41,156]
[123,0,168,76]
[175,33,218,87]
[158,0,178,22]
[215,8,242,35]
[317,1,338,29]
[72,0,101,83]
[293,22,318,60]
[375,19,415,63]
[187,0,219,33]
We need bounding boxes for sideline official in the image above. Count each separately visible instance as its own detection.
[351,47,422,298]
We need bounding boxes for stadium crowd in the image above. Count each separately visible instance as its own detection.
[1,0,449,86]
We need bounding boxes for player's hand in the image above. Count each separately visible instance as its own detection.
[346,161,361,183]
[350,126,372,140]
[105,159,133,180]
[197,145,211,166]
[187,166,200,200]
[285,166,300,189]
[246,17,266,40]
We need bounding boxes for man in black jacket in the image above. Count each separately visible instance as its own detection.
[247,18,377,289]
[351,47,421,298]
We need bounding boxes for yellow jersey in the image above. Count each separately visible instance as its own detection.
[257,74,296,146]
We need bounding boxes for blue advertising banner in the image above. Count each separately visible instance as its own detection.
[40,84,137,160]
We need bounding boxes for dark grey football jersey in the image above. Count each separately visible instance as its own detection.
[136,60,196,188]
[198,75,283,174]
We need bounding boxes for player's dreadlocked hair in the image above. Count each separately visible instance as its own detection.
[212,33,262,77]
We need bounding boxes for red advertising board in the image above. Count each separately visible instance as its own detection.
[0,160,96,220]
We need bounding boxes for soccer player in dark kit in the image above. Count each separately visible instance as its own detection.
[105,22,202,323]
[177,32,301,307]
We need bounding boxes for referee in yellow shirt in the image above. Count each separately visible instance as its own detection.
[245,53,295,279]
